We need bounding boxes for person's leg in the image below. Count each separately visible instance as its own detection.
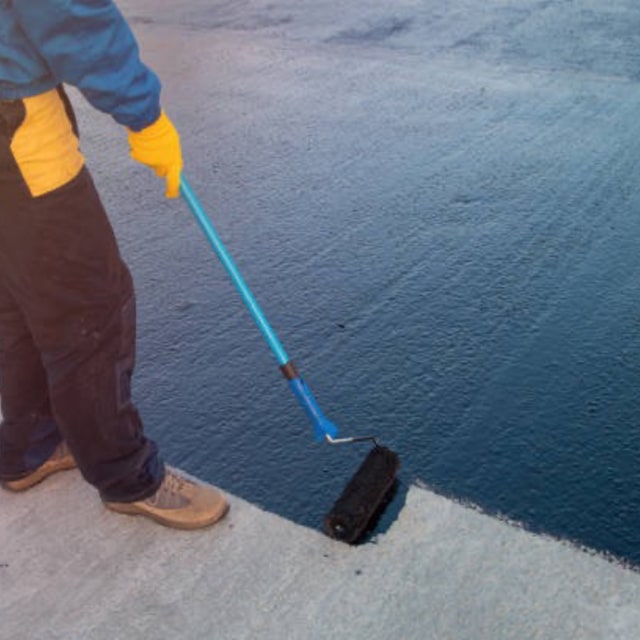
[19,166,228,527]
[0,281,64,480]
[0,97,66,482]
[15,168,164,502]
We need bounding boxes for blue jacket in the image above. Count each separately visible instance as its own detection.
[0,0,160,130]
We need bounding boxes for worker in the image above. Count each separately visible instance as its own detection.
[0,0,228,530]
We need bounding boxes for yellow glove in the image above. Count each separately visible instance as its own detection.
[127,110,183,198]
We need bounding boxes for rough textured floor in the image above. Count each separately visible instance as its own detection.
[1,472,639,640]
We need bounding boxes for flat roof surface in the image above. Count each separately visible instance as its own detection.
[1,472,639,639]
[3,2,640,637]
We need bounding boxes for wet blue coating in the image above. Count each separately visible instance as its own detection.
[85,1,640,564]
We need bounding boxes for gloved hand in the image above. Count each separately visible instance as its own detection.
[127,110,183,198]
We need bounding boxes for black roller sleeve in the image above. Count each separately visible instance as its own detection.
[323,445,400,544]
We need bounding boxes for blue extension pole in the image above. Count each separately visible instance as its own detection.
[180,176,338,442]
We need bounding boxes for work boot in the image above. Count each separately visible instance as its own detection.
[104,467,229,530]
[2,441,77,491]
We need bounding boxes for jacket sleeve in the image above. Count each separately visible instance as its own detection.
[12,0,161,130]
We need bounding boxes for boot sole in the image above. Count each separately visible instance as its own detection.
[105,497,230,531]
[2,457,77,492]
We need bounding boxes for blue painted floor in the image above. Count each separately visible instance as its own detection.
[92,0,640,563]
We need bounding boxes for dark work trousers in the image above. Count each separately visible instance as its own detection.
[0,93,163,502]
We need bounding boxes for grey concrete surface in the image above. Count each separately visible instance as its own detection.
[1,471,640,640]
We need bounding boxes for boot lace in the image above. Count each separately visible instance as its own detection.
[144,469,191,509]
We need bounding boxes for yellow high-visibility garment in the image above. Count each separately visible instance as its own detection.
[9,87,84,197]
